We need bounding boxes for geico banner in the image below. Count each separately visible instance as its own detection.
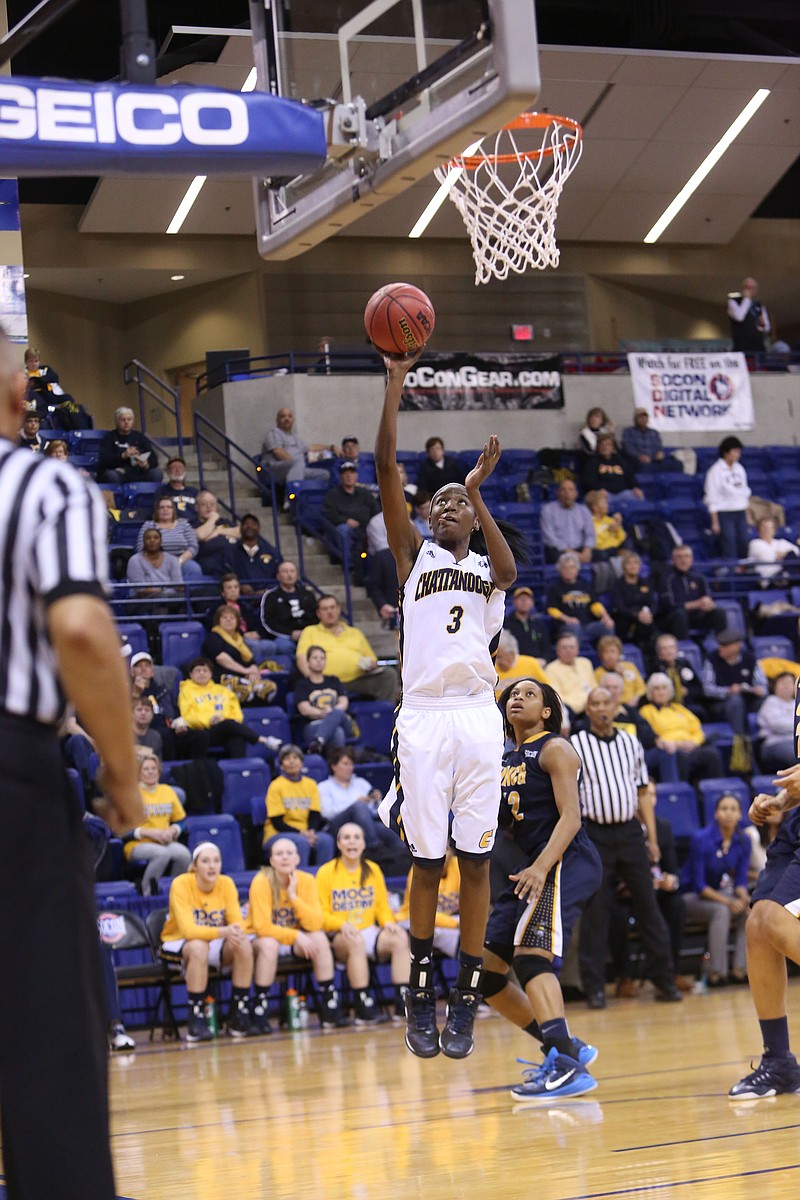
[400,353,563,411]
[0,78,326,176]
[627,351,754,432]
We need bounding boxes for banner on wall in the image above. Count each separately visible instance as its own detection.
[627,351,754,432]
[400,353,563,411]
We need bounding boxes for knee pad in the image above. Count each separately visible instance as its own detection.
[479,969,510,999]
[513,953,555,989]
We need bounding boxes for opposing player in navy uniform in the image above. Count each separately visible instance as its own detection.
[481,678,603,1101]
[729,675,800,1100]
[375,352,520,1059]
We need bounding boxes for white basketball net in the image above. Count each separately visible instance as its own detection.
[435,114,583,286]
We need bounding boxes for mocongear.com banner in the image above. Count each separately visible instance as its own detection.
[400,353,563,411]
[627,351,754,432]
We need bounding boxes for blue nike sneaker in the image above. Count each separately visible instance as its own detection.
[511,1048,598,1103]
[571,1037,598,1067]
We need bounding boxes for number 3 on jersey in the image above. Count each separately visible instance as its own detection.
[446,605,464,634]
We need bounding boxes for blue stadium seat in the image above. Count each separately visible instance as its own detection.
[250,793,267,827]
[621,643,645,677]
[301,754,329,783]
[714,599,746,639]
[66,768,86,811]
[117,621,149,658]
[349,700,396,756]
[219,758,271,818]
[751,634,795,660]
[677,640,704,676]
[656,782,700,839]
[184,814,245,873]
[94,881,138,906]
[356,762,393,796]
[160,621,205,669]
[696,777,751,823]
[242,706,291,751]
[750,775,781,797]
[230,870,258,896]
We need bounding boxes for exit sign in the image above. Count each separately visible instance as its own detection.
[510,324,533,342]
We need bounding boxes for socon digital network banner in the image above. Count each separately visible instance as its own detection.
[400,353,564,411]
[627,351,754,432]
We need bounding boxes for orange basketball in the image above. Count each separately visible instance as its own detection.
[364,282,435,357]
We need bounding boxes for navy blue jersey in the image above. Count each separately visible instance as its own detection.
[500,731,579,856]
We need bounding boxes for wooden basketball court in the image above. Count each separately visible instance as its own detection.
[108,980,800,1199]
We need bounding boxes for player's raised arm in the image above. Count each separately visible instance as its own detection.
[465,438,517,590]
[375,353,422,585]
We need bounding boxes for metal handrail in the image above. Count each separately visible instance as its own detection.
[193,409,282,558]
[123,359,183,455]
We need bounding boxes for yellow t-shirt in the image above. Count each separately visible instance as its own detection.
[495,653,548,698]
[593,514,627,552]
[595,661,645,706]
[263,774,322,841]
[178,678,243,728]
[160,873,243,942]
[639,701,705,747]
[246,869,324,944]
[316,858,395,932]
[296,622,376,684]
[124,783,186,859]
[398,856,460,927]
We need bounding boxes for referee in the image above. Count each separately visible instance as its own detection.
[570,687,682,1009]
[0,327,144,1200]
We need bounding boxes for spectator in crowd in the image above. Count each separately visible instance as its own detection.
[577,406,615,456]
[503,585,552,663]
[340,435,361,464]
[262,744,334,866]
[42,436,91,478]
[126,527,183,603]
[260,560,318,656]
[756,672,797,773]
[397,844,460,960]
[296,594,398,701]
[159,842,254,1041]
[247,837,346,1033]
[366,546,399,629]
[261,407,334,485]
[747,516,799,581]
[594,634,645,706]
[294,645,356,755]
[321,460,381,568]
[98,407,162,485]
[17,411,44,451]
[415,436,467,497]
[661,545,727,640]
[494,630,548,697]
[175,657,275,759]
[155,456,198,516]
[135,496,202,579]
[316,822,410,1024]
[223,513,278,591]
[584,489,628,563]
[125,753,191,895]
[704,436,752,560]
[581,433,643,500]
[651,632,707,719]
[579,670,654,750]
[202,574,272,659]
[571,687,681,1008]
[702,630,767,771]
[544,632,596,717]
[639,672,724,785]
[681,792,751,986]
[24,346,64,415]
[191,490,240,576]
[410,492,435,541]
[621,409,680,472]
[546,551,614,641]
[202,605,279,705]
[540,478,595,565]
[318,748,398,858]
[608,551,664,647]
[727,277,770,353]
[610,781,690,997]
[132,697,162,756]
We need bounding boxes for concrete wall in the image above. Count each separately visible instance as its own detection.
[194,370,800,460]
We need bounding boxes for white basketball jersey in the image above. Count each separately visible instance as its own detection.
[399,541,505,700]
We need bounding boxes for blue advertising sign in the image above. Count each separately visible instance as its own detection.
[0,78,327,176]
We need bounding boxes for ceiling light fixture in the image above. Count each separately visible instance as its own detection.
[643,88,770,245]
[408,139,483,239]
[23,272,30,279]
[166,67,258,235]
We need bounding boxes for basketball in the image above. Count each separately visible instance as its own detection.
[364,283,435,357]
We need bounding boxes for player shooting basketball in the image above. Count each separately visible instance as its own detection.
[375,345,526,1059]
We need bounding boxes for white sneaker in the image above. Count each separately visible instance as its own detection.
[109,1023,135,1052]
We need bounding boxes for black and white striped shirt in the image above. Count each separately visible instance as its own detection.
[570,727,649,824]
[0,441,109,726]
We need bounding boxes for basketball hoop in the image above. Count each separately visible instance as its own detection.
[435,112,583,286]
